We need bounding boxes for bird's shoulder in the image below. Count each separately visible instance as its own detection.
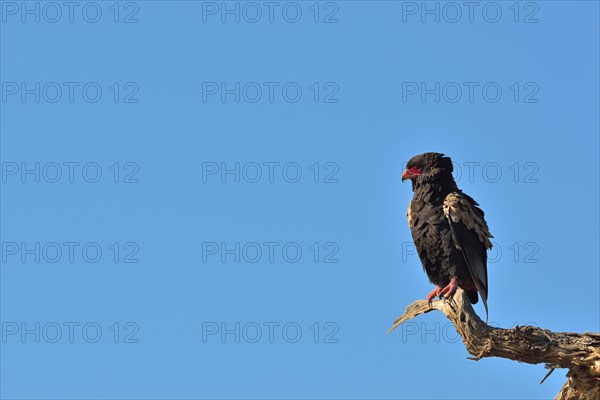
[443,191,493,248]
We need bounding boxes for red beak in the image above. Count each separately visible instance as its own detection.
[402,166,422,182]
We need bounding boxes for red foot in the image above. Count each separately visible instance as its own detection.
[439,277,459,299]
[426,286,442,302]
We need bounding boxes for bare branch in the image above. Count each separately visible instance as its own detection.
[388,289,600,400]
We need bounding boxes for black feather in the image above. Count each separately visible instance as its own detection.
[446,218,489,321]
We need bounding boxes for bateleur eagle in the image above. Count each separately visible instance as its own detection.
[402,152,493,321]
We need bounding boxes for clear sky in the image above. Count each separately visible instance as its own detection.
[1,1,598,399]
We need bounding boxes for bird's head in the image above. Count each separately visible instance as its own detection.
[402,152,454,187]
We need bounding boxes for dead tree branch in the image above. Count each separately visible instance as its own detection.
[388,289,600,400]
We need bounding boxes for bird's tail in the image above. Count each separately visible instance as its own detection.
[467,290,479,304]
[467,290,489,323]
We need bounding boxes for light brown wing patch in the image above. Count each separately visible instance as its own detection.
[407,200,412,227]
[443,193,493,249]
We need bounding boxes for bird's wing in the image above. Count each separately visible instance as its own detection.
[443,192,493,320]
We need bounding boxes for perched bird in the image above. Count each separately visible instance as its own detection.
[402,152,493,321]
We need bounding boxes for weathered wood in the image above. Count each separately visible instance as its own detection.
[388,289,600,400]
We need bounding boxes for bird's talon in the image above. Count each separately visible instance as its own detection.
[426,286,443,303]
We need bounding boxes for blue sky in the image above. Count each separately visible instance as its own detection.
[1,1,598,399]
